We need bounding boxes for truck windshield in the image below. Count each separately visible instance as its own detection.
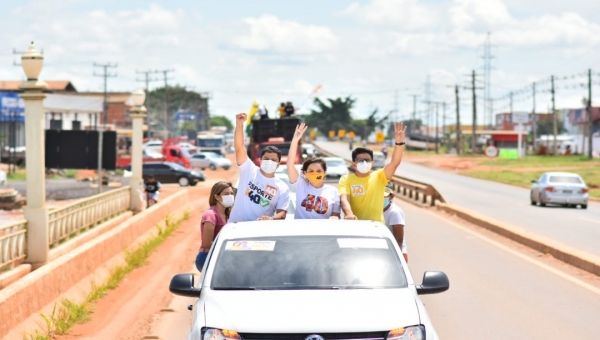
[198,138,224,147]
[211,236,407,290]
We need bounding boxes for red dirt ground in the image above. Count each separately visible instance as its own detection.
[49,157,239,340]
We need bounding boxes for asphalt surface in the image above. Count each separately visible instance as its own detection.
[4,179,120,200]
[145,197,600,340]
[315,141,600,258]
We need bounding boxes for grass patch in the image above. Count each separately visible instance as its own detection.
[23,210,190,340]
[477,155,599,168]
[7,171,27,181]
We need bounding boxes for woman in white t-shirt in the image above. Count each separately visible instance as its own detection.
[287,123,341,219]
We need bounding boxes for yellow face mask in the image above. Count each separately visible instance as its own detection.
[305,172,325,185]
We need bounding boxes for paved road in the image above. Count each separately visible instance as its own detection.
[145,199,600,340]
[5,178,120,200]
[315,141,600,258]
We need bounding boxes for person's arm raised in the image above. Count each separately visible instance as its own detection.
[234,113,249,166]
[384,122,407,180]
[287,123,307,184]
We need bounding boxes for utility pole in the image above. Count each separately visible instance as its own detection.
[435,103,439,154]
[393,90,399,123]
[159,69,175,138]
[136,70,161,138]
[587,69,593,159]
[471,70,478,153]
[93,62,117,194]
[532,82,537,152]
[482,32,495,128]
[551,75,557,156]
[409,94,419,134]
[442,102,447,146]
[455,85,462,155]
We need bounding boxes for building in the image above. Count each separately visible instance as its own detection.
[0,80,77,93]
[495,112,553,132]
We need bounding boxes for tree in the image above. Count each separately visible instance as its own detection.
[210,116,233,131]
[305,97,356,135]
[146,86,208,137]
[362,108,389,139]
[536,117,565,136]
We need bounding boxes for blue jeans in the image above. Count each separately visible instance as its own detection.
[195,251,209,272]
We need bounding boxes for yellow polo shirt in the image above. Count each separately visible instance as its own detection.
[338,169,389,223]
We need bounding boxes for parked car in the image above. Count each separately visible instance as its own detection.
[126,162,205,186]
[530,172,589,209]
[190,152,232,171]
[324,156,349,178]
[142,140,163,154]
[373,151,386,169]
[169,219,448,339]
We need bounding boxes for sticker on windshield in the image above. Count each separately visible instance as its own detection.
[337,238,388,249]
[225,241,276,251]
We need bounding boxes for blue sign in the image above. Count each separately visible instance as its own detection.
[0,92,25,122]
[0,92,25,113]
[174,110,202,121]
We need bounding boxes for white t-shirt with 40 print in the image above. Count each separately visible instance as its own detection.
[292,178,340,219]
[228,158,290,223]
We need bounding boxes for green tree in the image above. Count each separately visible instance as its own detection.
[361,108,389,139]
[305,97,356,135]
[146,86,208,137]
[210,116,233,131]
[536,116,565,136]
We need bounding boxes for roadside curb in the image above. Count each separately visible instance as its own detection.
[436,202,600,277]
[0,190,192,339]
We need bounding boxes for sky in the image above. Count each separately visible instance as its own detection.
[2,0,600,127]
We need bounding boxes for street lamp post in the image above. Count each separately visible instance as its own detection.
[19,42,49,267]
[128,89,147,212]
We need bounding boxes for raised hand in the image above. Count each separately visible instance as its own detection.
[394,122,407,143]
[236,113,247,125]
[293,123,308,140]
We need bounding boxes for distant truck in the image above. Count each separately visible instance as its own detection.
[247,117,303,166]
[197,131,226,155]
[116,136,192,169]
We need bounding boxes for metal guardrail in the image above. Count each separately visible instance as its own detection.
[0,220,27,271]
[48,186,131,247]
[313,144,445,206]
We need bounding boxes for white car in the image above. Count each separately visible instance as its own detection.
[530,171,589,209]
[324,157,349,178]
[373,151,386,169]
[0,169,7,186]
[190,152,232,170]
[142,140,163,154]
[170,220,448,340]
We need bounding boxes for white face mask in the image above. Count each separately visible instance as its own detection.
[260,159,278,174]
[356,161,372,173]
[221,194,234,207]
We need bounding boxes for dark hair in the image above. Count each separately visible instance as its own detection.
[209,181,234,220]
[261,146,282,161]
[352,147,373,162]
[301,156,327,173]
[147,175,155,179]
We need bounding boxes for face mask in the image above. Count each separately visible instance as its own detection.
[261,159,278,174]
[356,161,372,173]
[221,194,234,207]
[384,197,390,208]
[305,172,325,186]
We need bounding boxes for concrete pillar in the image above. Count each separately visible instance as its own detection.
[19,80,49,268]
[130,110,147,212]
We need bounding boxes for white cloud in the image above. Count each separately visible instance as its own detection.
[342,0,435,31]
[234,15,339,53]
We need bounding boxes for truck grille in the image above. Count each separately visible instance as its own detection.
[240,331,388,340]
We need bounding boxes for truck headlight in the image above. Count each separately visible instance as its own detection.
[386,326,425,340]
[203,328,241,340]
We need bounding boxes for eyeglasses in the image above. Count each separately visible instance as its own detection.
[355,158,372,163]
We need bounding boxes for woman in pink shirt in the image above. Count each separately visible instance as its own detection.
[195,181,235,271]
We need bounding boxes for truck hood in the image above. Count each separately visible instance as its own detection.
[203,289,420,333]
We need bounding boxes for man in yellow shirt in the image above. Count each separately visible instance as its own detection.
[339,122,406,223]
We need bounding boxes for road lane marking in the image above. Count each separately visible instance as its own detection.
[416,206,600,296]
[579,217,600,225]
